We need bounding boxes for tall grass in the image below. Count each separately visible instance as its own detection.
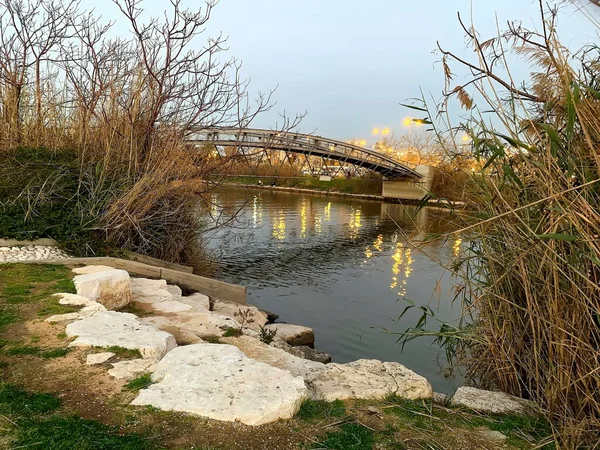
[399,3,600,447]
[0,0,271,266]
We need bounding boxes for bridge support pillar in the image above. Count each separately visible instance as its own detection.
[382,165,436,201]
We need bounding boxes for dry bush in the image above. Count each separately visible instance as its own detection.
[0,0,275,265]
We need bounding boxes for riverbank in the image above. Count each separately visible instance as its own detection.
[222,182,385,201]
[219,182,465,208]
[0,262,553,449]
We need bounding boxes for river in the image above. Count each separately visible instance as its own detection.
[204,186,462,393]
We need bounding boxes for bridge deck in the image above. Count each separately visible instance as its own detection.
[190,128,421,180]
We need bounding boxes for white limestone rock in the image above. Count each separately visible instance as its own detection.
[272,339,332,364]
[177,293,211,312]
[306,359,432,401]
[141,311,238,339]
[45,293,107,323]
[109,359,157,380]
[86,352,115,365]
[66,311,177,359]
[131,278,172,304]
[131,344,308,426]
[74,268,132,310]
[151,300,192,313]
[164,284,183,297]
[221,335,324,378]
[53,292,96,307]
[212,301,268,331]
[451,387,532,415]
[265,323,315,347]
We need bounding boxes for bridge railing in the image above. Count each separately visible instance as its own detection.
[189,128,421,179]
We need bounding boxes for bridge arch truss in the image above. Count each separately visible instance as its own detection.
[191,128,422,180]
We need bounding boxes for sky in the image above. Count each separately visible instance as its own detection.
[84,0,598,144]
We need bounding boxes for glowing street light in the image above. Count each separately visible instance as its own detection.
[404,117,424,127]
[373,127,390,135]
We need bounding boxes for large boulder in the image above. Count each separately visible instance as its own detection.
[450,387,533,415]
[131,344,308,426]
[74,268,132,310]
[266,323,315,347]
[306,359,432,401]
[221,335,324,378]
[66,311,177,359]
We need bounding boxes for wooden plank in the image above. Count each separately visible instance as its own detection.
[122,250,194,274]
[161,268,246,304]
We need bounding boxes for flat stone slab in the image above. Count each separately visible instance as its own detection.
[109,359,157,380]
[86,352,115,365]
[66,311,177,359]
[451,387,532,414]
[221,335,324,378]
[306,359,432,401]
[266,323,314,347]
[74,268,132,310]
[131,344,308,426]
[73,265,116,275]
[45,292,107,323]
[141,311,238,338]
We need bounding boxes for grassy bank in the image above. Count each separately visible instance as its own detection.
[0,263,554,449]
[214,175,383,195]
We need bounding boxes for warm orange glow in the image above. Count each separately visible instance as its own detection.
[382,127,390,135]
[403,118,412,126]
[372,127,380,135]
[359,139,366,146]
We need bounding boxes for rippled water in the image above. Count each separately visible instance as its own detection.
[204,187,462,393]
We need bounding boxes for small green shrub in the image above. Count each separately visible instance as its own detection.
[258,325,277,344]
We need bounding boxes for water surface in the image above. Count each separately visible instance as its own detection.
[205,187,461,393]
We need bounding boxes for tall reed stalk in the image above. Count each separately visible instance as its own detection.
[400,3,600,447]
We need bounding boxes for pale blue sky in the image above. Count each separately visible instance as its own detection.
[86,0,597,142]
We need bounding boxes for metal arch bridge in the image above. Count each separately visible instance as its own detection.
[190,128,422,180]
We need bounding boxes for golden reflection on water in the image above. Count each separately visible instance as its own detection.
[453,237,462,257]
[389,243,414,298]
[324,202,332,222]
[348,207,362,239]
[300,204,307,238]
[272,210,286,240]
[252,196,263,227]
